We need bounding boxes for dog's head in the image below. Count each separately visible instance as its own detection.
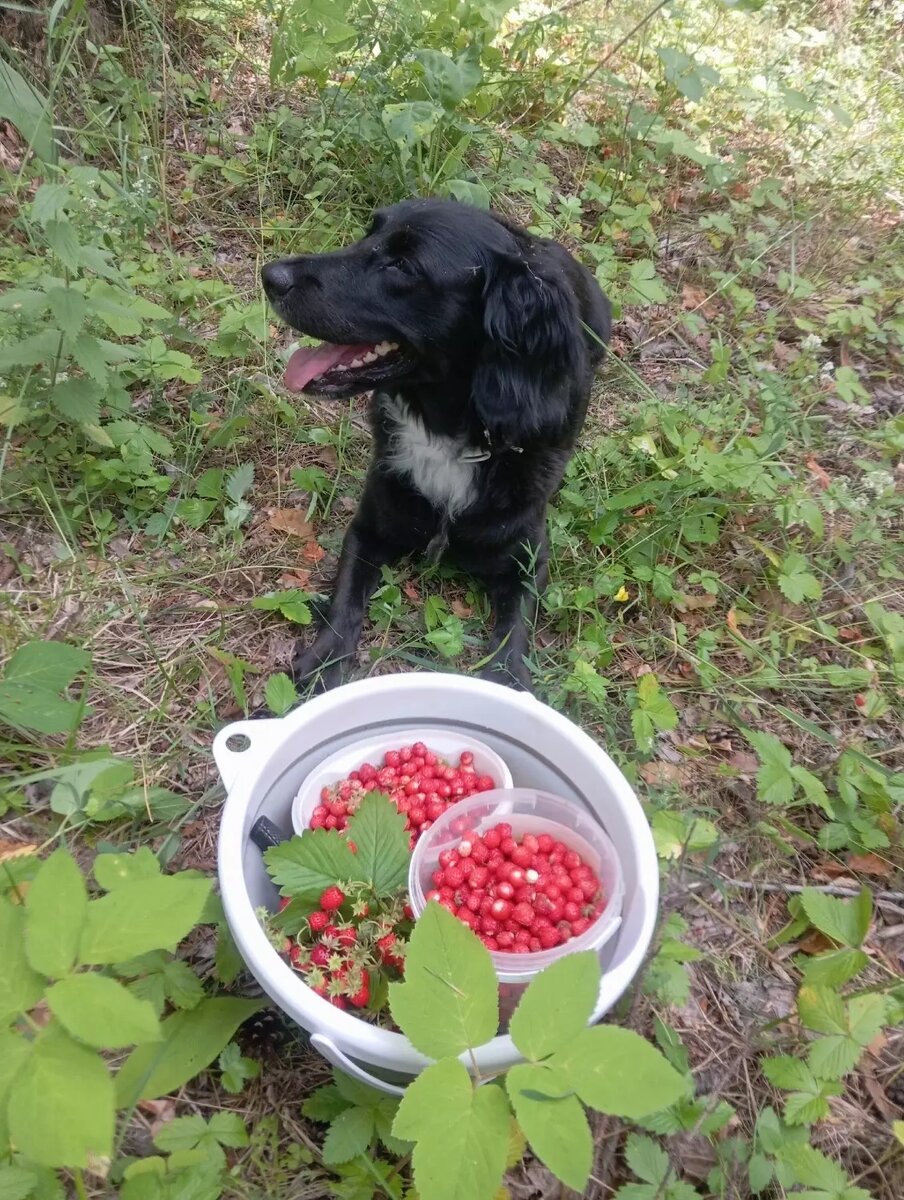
[263,199,608,440]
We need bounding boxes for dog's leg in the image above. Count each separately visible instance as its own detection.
[291,522,397,692]
[477,537,548,692]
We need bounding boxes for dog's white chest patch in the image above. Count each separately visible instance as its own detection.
[383,396,478,517]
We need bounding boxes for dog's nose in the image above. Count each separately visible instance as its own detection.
[261,261,293,298]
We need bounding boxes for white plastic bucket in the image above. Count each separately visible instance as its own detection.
[214,673,658,1096]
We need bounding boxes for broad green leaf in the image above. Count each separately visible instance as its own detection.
[175,497,217,530]
[115,996,264,1105]
[0,900,44,1021]
[808,1034,861,1079]
[799,887,871,947]
[31,183,69,224]
[506,1062,592,1192]
[8,1029,114,1168]
[509,952,599,1061]
[0,328,61,371]
[264,672,297,717]
[414,49,482,108]
[72,334,109,383]
[163,959,205,1010]
[779,1144,847,1192]
[847,994,888,1045]
[799,948,868,988]
[217,1040,259,1091]
[195,468,224,499]
[381,101,442,155]
[444,179,491,209]
[207,1112,249,1148]
[761,1056,814,1091]
[744,729,795,806]
[52,377,102,424]
[627,259,669,305]
[550,1025,687,1118]
[636,672,678,732]
[87,282,145,336]
[651,811,719,858]
[302,1084,349,1123]
[264,830,359,899]
[346,792,411,898]
[94,848,161,890]
[153,1115,208,1152]
[389,901,498,1058]
[0,1164,37,1200]
[46,287,86,337]
[4,640,90,690]
[0,1028,33,1147]
[47,973,161,1048]
[45,220,80,272]
[25,847,88,977]
[0,680,82,733]
[625,1133,669,1184]
[797,985,847,1035]
[0,60,54,161]
[777,552,822,604]
[394,1057,509,1200]
[79,874,211,964]
[322,1106,376,1165]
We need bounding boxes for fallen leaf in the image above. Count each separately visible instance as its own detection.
[139,1097,178,1136]
[280,569,312,589]
[0,839,37,863]
[847,853,892,879]
[797,929,835,955]
[451,600,473,618]
[403,581,421,602]
[640,761,684,787]
[301,540,326,563]
[631,505,655,518]
[861,1067,898,1120]
[727,751,760,775]
[837,627,861,641]
[267,508,314,538]
[678,592,718,610]
[727,608,739,634]
[805,456,831,490]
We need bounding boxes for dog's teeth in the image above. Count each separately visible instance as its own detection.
[349,357,364,368]
[375,341,393,356]
[335,363,349,371]
[363,351,378,363]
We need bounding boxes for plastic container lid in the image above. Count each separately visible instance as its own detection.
[409,788,625,983]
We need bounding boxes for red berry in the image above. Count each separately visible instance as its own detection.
[511,902,534,927]
[444,865,465,888]
[496,930,515,948]
[571,916,592,936]
[334,925,357,949]
[278,896,292,911]
[289,944,305,967]
[538,926,561,949]
[310,944,331,968]
[511,845,533,868]
[349,974,371,1008]
[319,886,345,912]
[330,994,348,1009]
[483,829,501,850]
[563,901,581,922]
[308,909,330,933]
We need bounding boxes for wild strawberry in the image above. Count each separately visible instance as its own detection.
[511,902,534,927]
[349,973,371,1008]
[319,886,345,912]
[310,944,331,969]
[278,896,292,911]
[333,925,357,949]
[289,944,306,967]
[308,909,330,933]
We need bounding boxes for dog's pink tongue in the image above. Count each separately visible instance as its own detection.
[284,342,372,392]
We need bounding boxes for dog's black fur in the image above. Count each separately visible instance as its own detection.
[262,198,611,691]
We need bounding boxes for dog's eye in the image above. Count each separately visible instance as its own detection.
[388,258,416,277]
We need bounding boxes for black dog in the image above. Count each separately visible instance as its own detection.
[262,199,611,692]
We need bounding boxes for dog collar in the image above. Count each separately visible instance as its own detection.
[460,429,524,462]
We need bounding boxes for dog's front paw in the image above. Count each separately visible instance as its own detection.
[479,654,534,693]
[291,633,345,693]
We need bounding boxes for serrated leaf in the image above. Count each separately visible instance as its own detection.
[115,996,264,1106]
[163,959,205,1010]
[25,847,88,977]
[52,377,102,424]
[625,1133,670,1184]
[31,183,70,225]
[303,1084,350,1123]
[8,1029,114,1168]
[175,497,217,530]
[761,1056,814,1091]
[264,672,297,717]
[509,952,599,1061]
[799,948,868,988]
[799,887,871,947]
[207,1112,249,1148]
[0,61,54,161]
[78,874,211,965]
[550,1025,687,1118]
[744,729,796,806]
[45,219,81,272]
[87,282,144,336]
[322,1106,376,1165]
[218,1040,259,1092]
[0,328,61,371]
[225,462,254,503]
[153,1115,209,1152]
[808,1034,861,1079]
[265,830,359,899]
[46,287,86,337]
[394,1057,509,1200]
[72,334,109,382]
[5,639,89,689]
[627,259,669,305]
[0,900,44,1021]
[346,792,411,898]
[46,973,161,1047]
[847,994,888,1045]
[506,1062,591,1192]
[748,1152,773,1193]
[637,673,678,732]
[0,1164,38,1200]
[389,901,498,1058]
[797,985,847,1034]
[779,1144,847,1192]
[784,1092,829,1126]
[777,552,822,603]
[195,467,224,499]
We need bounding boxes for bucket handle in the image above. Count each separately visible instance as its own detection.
[212,718,284,792]
[309,1034,408,1097]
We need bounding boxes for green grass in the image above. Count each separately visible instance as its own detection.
[0,0,902,1196]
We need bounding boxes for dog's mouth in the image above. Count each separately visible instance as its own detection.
[283,338,405,395]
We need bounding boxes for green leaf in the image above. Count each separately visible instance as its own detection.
[264,830,359,899]
[506,1062,592,1192]
[0,1029,32,1147]
[346,792,411,898]
[381,101,442,155]
[25,847,88,977]
[414,49,482,108]
[625,1133,669,1184]
[7,1029,114,1168]
[94,848,161,890]
[163,959,205,1010]
[394,1057,509,1200]
[195,468,224,499]
[0,59,54,161]
[0,640,89,735]
[153,1115,209,1153]
[0,1165,38,1200]
[779,1144,847,1193]
[797,985,847,1035]
[509,952,600,1061]
[207,1111,249,1148]
[175,497,217,530]
[808,1034,861,1079]
[0,328,61,371]
[799,887,871,947]
[444,179,491,209]
[777,552,822,604]
[87,282,145,336]
[225,462,254,503]
[322,1106,376,1165]
[46,287,86,337]
[761,1056,814,1091]
[5,640,89,689]
[252,590,313,625]
[847,994,888,1045]
[115,996,264,1106]
[303,1083,349,1123]
[78,874,211,965]
[31,183,69,224]
[218,1040,259,1092]
[46,973,161,1048]
[627,259,669,305]
[799,948,868,988]
[72,334,109,383]
[550,1025,687,1118]
[389,901,498,1058]
[0,900,44,1021]
[264,672,297,717]
[45,220,81,272]
[651,811,719,858]
[52,377,102,424]
[637,673,678,732]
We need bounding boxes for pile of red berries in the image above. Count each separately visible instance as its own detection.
[425,823,604,954]
[309,742,497,846]
[280,886,411,1011]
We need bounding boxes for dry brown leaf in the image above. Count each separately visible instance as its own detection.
[727,607,740,634]
[678,592,718,610]
[728,751,760,775]
[847,853,893,879]
[403,581,421,602]
[805,456,831,490]
[640,761,684,787]
[861,1068,898,1120]
[0,839,37,863]
[301,540,326,563]
[267,509,314,539]
[837,626,861,641]
[280,568,313,590]
[797,929,835,955]
[451,599,473,618]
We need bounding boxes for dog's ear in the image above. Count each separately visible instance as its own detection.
[472,252,587,444]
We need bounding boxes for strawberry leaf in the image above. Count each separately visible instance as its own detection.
[264,830,359,900]
[799,887,872,947]
[322,1106,376,1165]
[389,901,498,1058]
[346,792,411,897]
[394,1057,509,1200]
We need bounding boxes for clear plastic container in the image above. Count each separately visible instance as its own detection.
[408,788,625,1022]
